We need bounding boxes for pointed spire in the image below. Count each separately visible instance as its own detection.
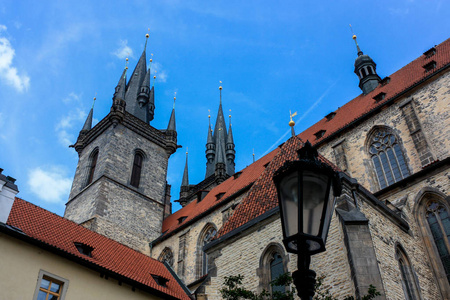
[181,149,189,187]
[167,93,176,131]
[350,25,363,56]
[213,82,227,146]
[227,111,234,145]
[114,60,127,101]
[207,111,214,144]
[81,96,96,132]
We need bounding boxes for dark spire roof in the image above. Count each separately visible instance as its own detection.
[207,120,213,145]
[81,107,93,132]
[352,35,381,95]
[114,68,127,100]
[226,122,234,145]
[167,98,176,131]
[181,151,189,187]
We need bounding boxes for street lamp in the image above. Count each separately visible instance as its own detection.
[273,141,342,300]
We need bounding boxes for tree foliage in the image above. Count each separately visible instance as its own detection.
[220,273,380,300]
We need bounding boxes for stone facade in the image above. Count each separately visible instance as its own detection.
[65,112,174,252]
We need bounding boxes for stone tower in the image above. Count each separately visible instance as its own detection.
[352,34,381,94]
[64,36,177,253]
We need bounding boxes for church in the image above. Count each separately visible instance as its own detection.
[1,32,449,300]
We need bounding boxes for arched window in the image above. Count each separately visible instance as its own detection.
[158,247,174,268]
[414,189,450,296]
[258,243,288,295]
[130,151,144,188]
[426,201,450,283]
[367,128,409,189]
[86,149,98,186]
[196,224,217,278]
[395,245,421,300]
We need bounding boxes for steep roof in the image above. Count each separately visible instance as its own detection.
[162,37,450,242]
[6,198,190,300]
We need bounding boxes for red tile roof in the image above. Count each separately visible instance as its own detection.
[163,37,450,241]
[6,198,190,300]
[161,149,278,235]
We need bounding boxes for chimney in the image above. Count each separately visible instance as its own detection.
[0,168,19,223]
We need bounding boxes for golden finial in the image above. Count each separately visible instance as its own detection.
[125,57,129,70]
[152,70,157,87]
[289,110,297,137]
[92,93,97,109]
[146,28,150,38]
[349,24,362,54]
[253,148,255,163]
[150,53,153,63]
[173,92,176,109]
[144,28,150,50]
[208,109,211,119]
[229,109,232,125]
[186,147,188,155]
[219,80,223,90]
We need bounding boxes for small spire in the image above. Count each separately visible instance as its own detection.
[289,110,297,137]
[81,96,96,132]
[167,93,176,131]
[181,148,189,187]
[350,24,363,56]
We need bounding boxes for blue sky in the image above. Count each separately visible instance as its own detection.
[0,0,449,216]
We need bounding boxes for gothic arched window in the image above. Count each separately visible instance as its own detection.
[426,201,450,283]
[158,247,174,268]
[395,245,421,300]
[86,149,98,186]
[415,190,450,296]
[130,151,144,188]
[258,243,288,295]
[196,224,217,278]
[368,128,409,189]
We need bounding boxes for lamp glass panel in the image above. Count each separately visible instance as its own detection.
[279,171,299,238]
[302,171,329,236]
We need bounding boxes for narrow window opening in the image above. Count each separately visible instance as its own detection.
[381,77,391,86]
[325,112,336,121]
[314,130,326,139]
[130,152,143,188]
[423,61,437,72]
[151,275,169,287]
[373,92,386,102]
[87,150,98,185]
[423,47,436,58]
[361,67,367,77]
[216,192,225,200]
[233,171,242,179]
[177,216,187,224]
[74,242,94,257]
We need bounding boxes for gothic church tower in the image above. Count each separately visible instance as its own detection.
[64,35,177,253]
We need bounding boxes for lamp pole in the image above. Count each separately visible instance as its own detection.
[273,141,342,300]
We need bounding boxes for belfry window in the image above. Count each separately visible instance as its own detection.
[87,149,98,185]
[426,201,450,284]
[368,129,409,189]
[130,152,144,188]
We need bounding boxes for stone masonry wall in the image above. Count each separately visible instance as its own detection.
[319,70,450,194]
[150,193,246,286]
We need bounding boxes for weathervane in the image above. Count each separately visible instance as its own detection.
[289,110,297,137]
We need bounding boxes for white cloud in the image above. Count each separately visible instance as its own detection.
[113,39,134,60]
[28,167,72,203]
[152,62,168,83]
[0,30,30,92]
[56,94,87,146]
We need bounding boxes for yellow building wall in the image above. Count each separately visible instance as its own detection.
[0,233,164,300]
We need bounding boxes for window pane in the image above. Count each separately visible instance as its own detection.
[48,295,59,300]
[379,152,394,185]
[387,148,402,181]
[37,291,48,300]
[394,144,409,177]
[372,156,386,188]
[40,278,50,289]
[270,254,284,293]
[50,282,61,293]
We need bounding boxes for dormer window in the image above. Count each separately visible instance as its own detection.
[373,92,386,102]
[423,61,436,72]
[381,77,390,86]
[423,47,436,58]
[177,216,187,224]
[314,130,326,139]
[216,192,225,200]
[233,171,242,179]
[151,275,169,287]
[325,112,336,121]
[74,242,94,257]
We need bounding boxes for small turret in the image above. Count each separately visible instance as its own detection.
[205,113,215,177]
[352,34,381,94]
[73,96,96,154]
[110,65,127,127]
[179,150,190,207]
[226,112,235,174]
[165,95,177,155]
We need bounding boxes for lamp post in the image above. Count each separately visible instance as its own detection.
[273,141,342,300]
